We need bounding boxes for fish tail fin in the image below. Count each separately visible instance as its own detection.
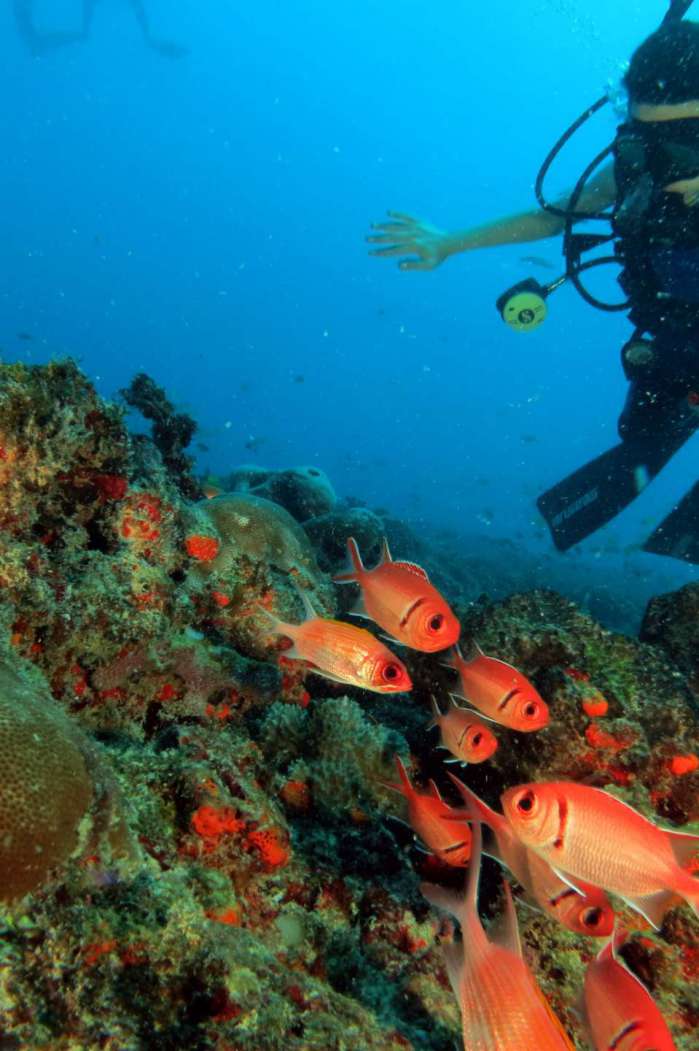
[292,583,317,622]
[255,605,301,657]
[333,536,364,584]
[677,871,699,918]
[422,823,484,941]
[667,828,699,869]
[489,880,522,957]
[255,604,286,634]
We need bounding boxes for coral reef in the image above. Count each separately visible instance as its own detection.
[0,655,129,901]
[641,581,699,701]
[224,464,336,522]
[121,372,202,502]
[0,360,696,1050]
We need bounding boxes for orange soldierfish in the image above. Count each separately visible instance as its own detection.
[446,776,614,937]
[584,928,677,1051]
[259,592,412,694]
[429,695,498,765]
[501,781,699,929]
[384,757,471,866]
[447,643,549,732]
[333,537,460,653]
[421,822,576,1051]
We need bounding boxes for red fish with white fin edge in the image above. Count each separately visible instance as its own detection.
[334,537,460,652]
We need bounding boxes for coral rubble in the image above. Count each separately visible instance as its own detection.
[0,360,696,1050]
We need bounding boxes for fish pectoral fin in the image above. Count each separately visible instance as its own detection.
[622,889,675,930]
[448,694,499,724]
[666,828,699,868]
[378,632,404,647]
[550,866,585,896]
[309,668,350,686]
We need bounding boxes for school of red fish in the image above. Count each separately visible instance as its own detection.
[263,536,698,1051]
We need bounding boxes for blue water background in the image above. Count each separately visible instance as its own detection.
[1,1,696,616]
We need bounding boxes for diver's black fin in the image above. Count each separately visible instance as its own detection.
[537,424,695,551]
[642,481,699,564]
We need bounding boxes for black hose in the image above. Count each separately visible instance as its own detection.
[662,0,695,25]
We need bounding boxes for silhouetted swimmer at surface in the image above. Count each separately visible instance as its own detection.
[13,0,188,58]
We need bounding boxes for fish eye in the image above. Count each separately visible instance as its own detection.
[472,732,483,747]
[581,907,602,929]
[516,790,536,814]
[523,701,539,719]
[382,662,400,682]
[427,613,444,633]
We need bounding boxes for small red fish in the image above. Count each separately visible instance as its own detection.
[333,537,460,652]
[584,928,677,1050]
[429,695,498,765]
[421,822,575,1050]
[447,777,614,937]
[385,757,471,866]
[448,643,549,732]
[259,593,411,694]
[501,781,699,928]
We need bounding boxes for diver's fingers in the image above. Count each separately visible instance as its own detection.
[399,258,436,271]
[368,221,415,235]
[369,244,412,257]
[387,210,420,223]
[366,231,409,244]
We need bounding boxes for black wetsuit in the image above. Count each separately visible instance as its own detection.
[614,119,699,443]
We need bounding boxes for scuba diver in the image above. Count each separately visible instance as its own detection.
[367,0,699,565]
[13,0,187,58]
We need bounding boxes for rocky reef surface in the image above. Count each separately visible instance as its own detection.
[0,360,697,1050]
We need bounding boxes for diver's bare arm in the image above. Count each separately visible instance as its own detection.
[444,163,617,254]
[368,163,616,271]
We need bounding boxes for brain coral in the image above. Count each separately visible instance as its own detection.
[0,661,94,901]
[194,492,324,582]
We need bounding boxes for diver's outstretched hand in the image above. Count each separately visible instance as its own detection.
[366,212,450,271]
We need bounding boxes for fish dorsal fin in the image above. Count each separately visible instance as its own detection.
[666,828,699,868]
[379,538,392,565]
[392,559,430,581]
[489,881,522,958]
[333,536,364,584]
